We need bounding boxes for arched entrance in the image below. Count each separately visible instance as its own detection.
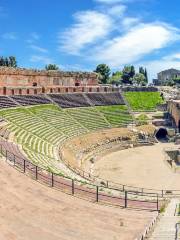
[75,82,80,87]
[155,128,168,142]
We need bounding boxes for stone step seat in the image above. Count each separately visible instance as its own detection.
[48,93,91,108]
[0,96,18,108]
[11,95,51,106]
[86,92,125,106]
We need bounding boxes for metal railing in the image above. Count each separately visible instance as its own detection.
[60,146,180,198]
[0,143,163,211]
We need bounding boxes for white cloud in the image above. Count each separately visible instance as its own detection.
[91,23,179,67]
[122,17,140,29]
[136,52,180,81]
[59,10,113,55]
[163,53,180,61]
[26,32,41,44]
[107,5,126,16]
[30,55,54,65]
[142,58,180,81]
[31,32,40,40]
[29,44,48,53]
[2,32,17,40]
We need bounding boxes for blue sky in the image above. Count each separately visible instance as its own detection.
[0,0,180,80]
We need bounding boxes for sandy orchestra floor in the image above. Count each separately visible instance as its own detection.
[94,142,180,190]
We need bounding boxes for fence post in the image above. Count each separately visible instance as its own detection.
[0,144,2,154]
[13,154,15,166]
[122,185,125,192]
[5,150,7,161]
[125,191,128,208]
[96,186,99,202]
[107,181,109,188]
[35,166,38,180]
[72,179,74,195]
[51,173,54,187]
[157,194,159,211]
[23,160,26,173]
[161,190,164,198]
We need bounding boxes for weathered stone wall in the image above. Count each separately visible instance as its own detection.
[167,100,180,129]
[0,67,98,87]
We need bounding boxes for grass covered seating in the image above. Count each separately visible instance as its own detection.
[0,102,133,175]
[124,92,164,111]
[96,105,133,127]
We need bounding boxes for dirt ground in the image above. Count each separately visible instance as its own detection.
[94,142,180,190]
[0,159,155,240]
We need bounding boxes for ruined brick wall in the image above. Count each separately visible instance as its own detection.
[0,67,98,87]
[167,100,180,128]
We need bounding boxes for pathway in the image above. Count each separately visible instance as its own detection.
[148,198,180,240]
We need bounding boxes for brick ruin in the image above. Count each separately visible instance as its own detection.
[0,67,100,95]
[167,100,180,131]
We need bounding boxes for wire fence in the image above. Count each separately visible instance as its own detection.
[0,143,165,212]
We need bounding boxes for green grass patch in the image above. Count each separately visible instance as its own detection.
[124,92,164,111]
[96,105,133,126]
[136,114,149,126]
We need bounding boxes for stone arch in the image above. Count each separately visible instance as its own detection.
[155,127,168,141]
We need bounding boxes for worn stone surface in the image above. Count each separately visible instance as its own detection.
[168,100,180,128]
[0,67,98,87]
[0,159,155,240]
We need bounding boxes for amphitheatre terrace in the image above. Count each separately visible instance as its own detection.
[0,71,180,239]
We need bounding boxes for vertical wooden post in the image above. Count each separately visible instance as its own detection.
[96,186,99,202]
[5,150,7,161]
[72,179,74,195]
[122,185,125,192]
[125,191,128,208]
[13,155,15,166]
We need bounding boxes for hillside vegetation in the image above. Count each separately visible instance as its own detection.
[124,92,164,111]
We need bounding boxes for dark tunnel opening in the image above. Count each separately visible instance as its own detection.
[155,128,168,142]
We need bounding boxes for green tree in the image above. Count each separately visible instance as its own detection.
[144,68,148,83]
[139,66,145,75]
[133,73,146,86]
[139,66,148,84]
[122,65,135,84]
[108,71,123,84]
[0,56,17,67]
[94,64,111,84]
[45,64,59,70]
[9,56,17,68]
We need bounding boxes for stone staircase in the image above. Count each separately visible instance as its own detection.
[148,198,180,240]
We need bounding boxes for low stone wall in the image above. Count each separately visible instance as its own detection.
[167,100,180,129]
[0,85,117,96]
[60,126,155,176]
[122,86,158,92]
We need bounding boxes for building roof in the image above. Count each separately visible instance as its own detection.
[158,68,180,75]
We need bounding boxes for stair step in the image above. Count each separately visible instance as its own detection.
[147,198,179,239]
